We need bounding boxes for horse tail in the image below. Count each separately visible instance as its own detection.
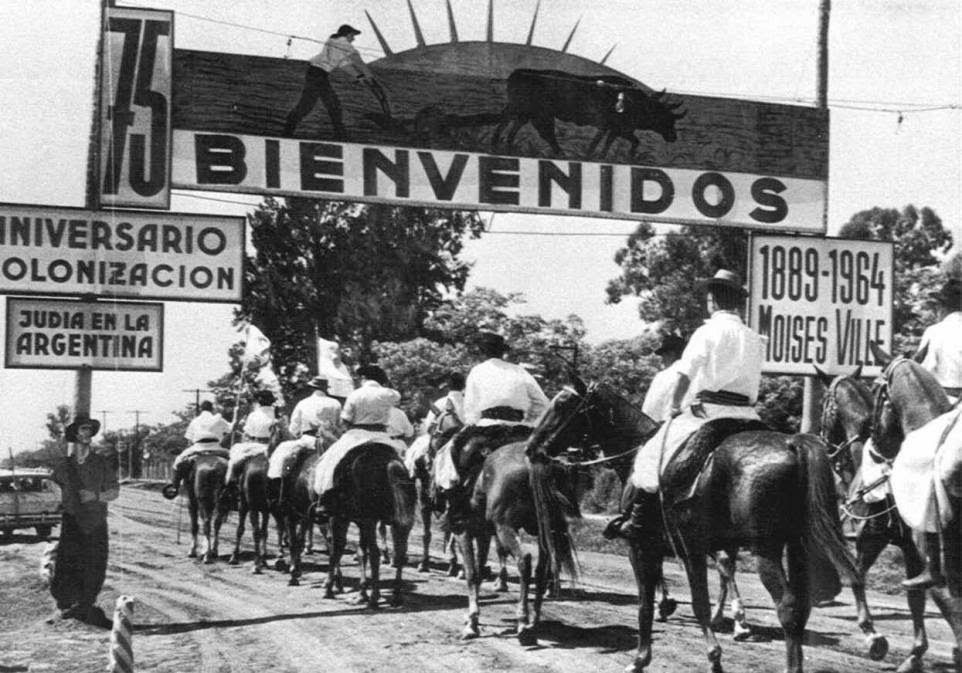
[529,459,579,586]
[795,433,861,599]
[387,459,416,531]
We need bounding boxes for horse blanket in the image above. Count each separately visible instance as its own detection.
[267,435,316,479]
[631,403,761,493]
[227,441,270,479]
[312,428,406,495]
[172,442,228,469]
[891,407,962,532]
[433,423,531,491]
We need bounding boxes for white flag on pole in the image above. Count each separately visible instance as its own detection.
[317,337,355,398]
[241,323,283,404]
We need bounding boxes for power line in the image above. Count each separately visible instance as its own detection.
[136,5,960,114]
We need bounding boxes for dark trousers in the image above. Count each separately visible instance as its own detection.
[284,66,346,138]
[50,513,108,612]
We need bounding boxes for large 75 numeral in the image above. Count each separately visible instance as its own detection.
[102,17,169,198]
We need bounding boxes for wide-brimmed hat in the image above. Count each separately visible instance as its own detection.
[476,331,509,353]
[697,269,747,297]
[65,416,101,442]
[930,278,962,308]
[334,24,361,37]
[306,375,329,390]
[254,389,277,406]
[654,333,687,356]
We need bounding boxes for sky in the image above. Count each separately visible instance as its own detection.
[0,0,959,453]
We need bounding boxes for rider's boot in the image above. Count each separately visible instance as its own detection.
[902,533,946,590]
[603,489,657,541]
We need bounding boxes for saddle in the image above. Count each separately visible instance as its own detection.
[449,424,532,488]
[331,442,404,498]
[661,418,770,508]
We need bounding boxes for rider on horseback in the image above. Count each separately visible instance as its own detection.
[224,390,279,491]
[433,332,549,492]
[164,400,231,500]
[901,277,962,590]
[312,364,406,515]
[642,333,689,422]
[605,269,767,540]
[267,376,342,491]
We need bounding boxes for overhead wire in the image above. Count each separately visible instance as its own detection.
[126,4,960,115]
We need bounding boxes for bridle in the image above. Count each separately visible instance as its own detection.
[531,385,599,462]
[819,376,869,478]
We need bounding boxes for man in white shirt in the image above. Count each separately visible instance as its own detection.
[225,390,278,487]
[606,270,766,540]
[901,277,962,590]
[434,333,548,490]
[312,365,405,511]
[267,376,342,481]
[642,334,688,422]
[915,277,962,402]
[164,401,232,499]
[282,23,391,139]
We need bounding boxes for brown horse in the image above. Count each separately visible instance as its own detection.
[816,365,931,671]
[867,343,962,669]
[528,380,867,673]
[319,442,416,608]
[182,451,232,564]
[273,449,322,586]
[229,453,273,573]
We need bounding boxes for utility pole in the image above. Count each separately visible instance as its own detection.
[182,388,216,414]
[95,409,116,434]
[127,410,149,479]
[801,0,831,434]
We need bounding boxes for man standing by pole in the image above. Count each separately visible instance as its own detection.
[48,416,118,629]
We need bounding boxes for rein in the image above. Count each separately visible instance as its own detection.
[550,444,641,467]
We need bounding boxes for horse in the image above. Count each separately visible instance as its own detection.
[182,451,232,564]
[440,419,540,640]
[527,379,870,673]
[229,453,273,573]
[272,448,323,586]
[867,342,962,669]
[319,442,416,608]
[408,402,463,574]
[816,364,931,672]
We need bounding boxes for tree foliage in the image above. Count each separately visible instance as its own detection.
[838,205,953,353]
[238,198,485,382]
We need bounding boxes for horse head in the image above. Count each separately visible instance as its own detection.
[868,342,954,463]
[814,365,871,484]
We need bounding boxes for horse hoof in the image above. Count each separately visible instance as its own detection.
[202,554,215,565]
[228,556,239,566]
[895,654,923,673]
[274,558,289,572]
[495,580,509,593]
[658,598,677,620]
[417,561,430,573]
[457,569,466,580]
[460,625,480,640]
[389,595,403,608]
[288,577,300,587]
[252,565,263,575]
[732,623,752,642]
[323,588,335,599]
[187,550,198,559]
[367,600,380,610]
[517,627,537,646]
[866,634,888,662]
[447,564,459,577]
[624,660,647,673]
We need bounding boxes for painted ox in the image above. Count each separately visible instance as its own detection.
[492,68,687,158]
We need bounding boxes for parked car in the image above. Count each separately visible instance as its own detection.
[0,468,61,539]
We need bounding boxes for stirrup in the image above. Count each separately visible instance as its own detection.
[902,570,946,590]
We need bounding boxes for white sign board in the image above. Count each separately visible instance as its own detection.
[0,203,244,303]
[748,235,894,377]
[99,6,173,209]
[6,297,163,372]
[173,132,827,233]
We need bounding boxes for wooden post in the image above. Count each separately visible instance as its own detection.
[801,0,831,434]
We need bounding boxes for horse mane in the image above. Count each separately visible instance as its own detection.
[820,374,872,442]
[589,382,659,450]
[883,357,953,421]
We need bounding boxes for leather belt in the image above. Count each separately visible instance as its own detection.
[480,406,524,422]
[696,390,752,406]
[244,436,270,443]
[350,423,386,432]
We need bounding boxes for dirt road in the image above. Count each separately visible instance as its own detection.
[0,483,956,673]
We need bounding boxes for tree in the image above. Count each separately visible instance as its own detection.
[238,198,485,390]
[838,205,953,353]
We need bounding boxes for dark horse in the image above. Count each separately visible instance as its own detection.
[181,451,232,564]
[318,443,416,608]
[816,365,927,671]
[528,379,868,673]
[867,343,962,669]
[229,453,272,573]
[273,448,322,586]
